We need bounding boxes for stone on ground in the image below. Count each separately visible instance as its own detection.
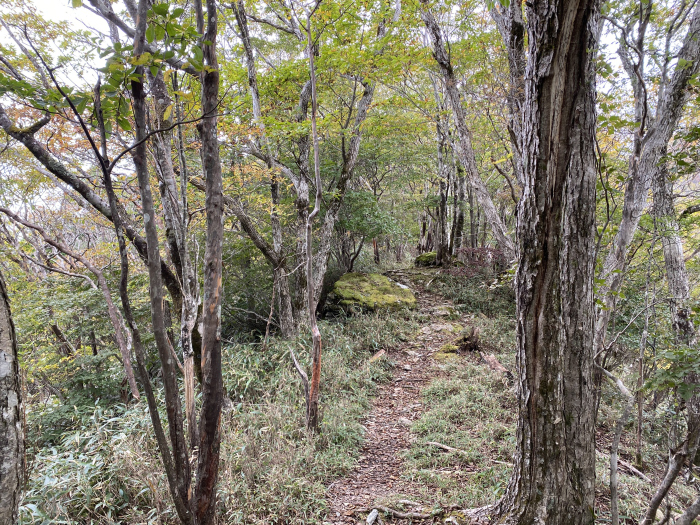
[414,251,437,267]
[330,272,417,311]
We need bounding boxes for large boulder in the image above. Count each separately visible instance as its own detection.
[414,251,437,267]
[329,273,417,311]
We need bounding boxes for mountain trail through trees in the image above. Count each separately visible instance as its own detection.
[326,270,492,524]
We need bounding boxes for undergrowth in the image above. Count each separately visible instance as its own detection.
[402,358,516,508]
[427,271,515,319]
[19,310,419,525]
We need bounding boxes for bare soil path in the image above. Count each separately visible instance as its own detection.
[326,270,465,524]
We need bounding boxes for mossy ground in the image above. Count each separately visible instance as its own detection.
[330,272,417,311]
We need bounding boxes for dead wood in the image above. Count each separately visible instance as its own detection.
[426,441,513,466]
[595,449,652,483]
[454,326,480,352]
[479,352,514,384]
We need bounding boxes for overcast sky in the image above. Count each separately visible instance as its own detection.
[35,0,108,30]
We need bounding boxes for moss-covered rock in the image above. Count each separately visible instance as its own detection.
[329,272,417,311]
[414,251,437,267]
[433,351,459,362]
[439,343,459,354]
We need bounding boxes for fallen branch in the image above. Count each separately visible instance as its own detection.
[375,505,435,519]
[354,503,492,524]
[426,441,513,466]
[595,449,652,483]
[619,458,652,484]
[479,352,513,383]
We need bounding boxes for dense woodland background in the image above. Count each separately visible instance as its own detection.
[1,0,700,523]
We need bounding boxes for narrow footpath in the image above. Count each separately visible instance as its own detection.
[326,271,466,524]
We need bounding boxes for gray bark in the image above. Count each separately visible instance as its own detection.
[490,0,526,186]
[494,0,600,522]
[594,2,700,355]
[653,160,695,343]
[421,5,515,259]
[0,269,22,525]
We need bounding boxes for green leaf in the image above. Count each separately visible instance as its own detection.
[171,7,184,17]
[192,45,203,64]
[71,0,82,7]
[152,3,169,16]
[74,96,88,114]
[132,52,152,66]
[117,116,132,131]
[145,25,155,43]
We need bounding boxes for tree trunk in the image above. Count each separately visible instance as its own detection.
[421,5,515,259]
[131,2,193,521]
[653,160,695,343]
[193,0,225,521]
[450,164,466,255]
[494,0,600,522]
[594,2,700,355]
[0,269,22,525]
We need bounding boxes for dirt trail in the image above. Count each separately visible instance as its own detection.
[326,271,463,524]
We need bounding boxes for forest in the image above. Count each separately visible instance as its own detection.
[1,0,700,523]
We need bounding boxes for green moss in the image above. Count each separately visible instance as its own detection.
[415,251,438,267]
[331,272,417,311]
[439,343,458,354]
[433,351,459,362]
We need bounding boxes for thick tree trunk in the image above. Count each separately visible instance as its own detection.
[0,269,22,525]
[494,0,600,522]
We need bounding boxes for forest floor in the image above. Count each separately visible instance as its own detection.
[322,267,700,525]
[325,268,515,525]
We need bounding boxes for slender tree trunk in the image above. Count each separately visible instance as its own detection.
[640,408,700,525]
[0,269,22,525]
[130,2,193,521]
[435,120,451,265]
[173,72,200,445]
[469,187,476,249]
[193,0,225,521]
[594,2,700,355]
[305,15,323,431]
[493,0,600,522]
[653,161,695,343]
[491,0,526,186]
[421,5,514,259]
[450,165,466,255]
